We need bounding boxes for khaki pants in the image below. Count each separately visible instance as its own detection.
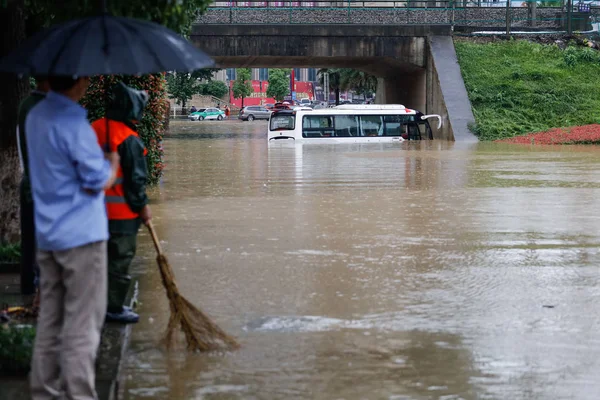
[31,241,107,400]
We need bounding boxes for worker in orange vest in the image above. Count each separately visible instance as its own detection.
[92,82,152,324]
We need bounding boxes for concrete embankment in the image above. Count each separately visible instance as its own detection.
[0,278,138,400]
[427,36,478,142]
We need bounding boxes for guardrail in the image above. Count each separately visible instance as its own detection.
[208,0,595,8]
[197,0,598,33]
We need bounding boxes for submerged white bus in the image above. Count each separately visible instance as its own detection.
[267,104,442,143]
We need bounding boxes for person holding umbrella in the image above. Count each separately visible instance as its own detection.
[1,2,237,369]
[91,82,151,324]
[25,75,120,400]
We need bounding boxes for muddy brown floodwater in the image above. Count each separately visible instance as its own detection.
[122,120,600,400]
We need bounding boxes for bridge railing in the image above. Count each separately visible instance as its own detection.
[207,0,597,8]
[197,0,598,31]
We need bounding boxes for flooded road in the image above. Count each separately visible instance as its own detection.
[123,120,600,400]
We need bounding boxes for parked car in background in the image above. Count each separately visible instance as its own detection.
[239,106,271,121]
[265,103,275,110]
[189,107,225,121]
[273,102,292,111]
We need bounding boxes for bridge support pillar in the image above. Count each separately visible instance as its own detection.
[375,78,386,104]
[374,72,426,113]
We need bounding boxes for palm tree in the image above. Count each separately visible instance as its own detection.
[339,69,377,98]
[318,68,342,105]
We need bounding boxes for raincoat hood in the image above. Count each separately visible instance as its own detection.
[106,82,149,126]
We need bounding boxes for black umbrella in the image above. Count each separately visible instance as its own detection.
[0,11,214,150]
[0,14,214,76]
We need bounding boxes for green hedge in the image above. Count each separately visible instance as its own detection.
[0,243,20,263]
[0,325,36,376]
[455,38,600,141]
[81,74,168,185]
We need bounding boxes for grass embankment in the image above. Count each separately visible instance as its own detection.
[455,38,600,141]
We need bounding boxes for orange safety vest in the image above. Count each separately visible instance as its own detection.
[92,118,147,220]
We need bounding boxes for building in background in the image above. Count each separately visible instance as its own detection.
[214,67,362,106]
[225,79,315,108]
[217,68,320,107]
[220,68,318,83]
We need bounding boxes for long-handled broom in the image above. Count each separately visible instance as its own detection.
[146,221,239,352]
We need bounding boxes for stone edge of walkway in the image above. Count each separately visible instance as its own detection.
[0,275,138,400]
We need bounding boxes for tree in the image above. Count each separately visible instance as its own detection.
[81,74,168,186]
[166,72,201,110]
[192,68,221,82]
[317,69,377,106]
[0,0,29,243]
[318,68,342,105]
[266,69,290,101]
[167,68,225,107]
[339,69,377,97]
[0,0,213,241]
[200,80,229,99]
[24,1,212,36]
[232,68,253,108]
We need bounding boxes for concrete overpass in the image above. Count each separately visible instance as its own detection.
[191,23,477,141]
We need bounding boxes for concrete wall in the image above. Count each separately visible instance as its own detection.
[191,25,446,69]
[375,73,426,113]
[197,7,567,28]
[427,36,477,142]
[374,37,477,141]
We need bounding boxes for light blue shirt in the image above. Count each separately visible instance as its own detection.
[25,91,111,251]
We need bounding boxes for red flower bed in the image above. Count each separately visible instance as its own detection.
[496,124,600,145]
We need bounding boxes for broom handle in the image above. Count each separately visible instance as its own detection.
[146,222,163,256]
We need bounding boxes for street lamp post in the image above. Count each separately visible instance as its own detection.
[323,72,330,105]
[567,0,573,34]
[505,0,511,36]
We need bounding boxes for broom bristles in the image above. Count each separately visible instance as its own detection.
[156,254,240,352]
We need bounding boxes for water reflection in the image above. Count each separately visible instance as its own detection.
[266,140,478,193]
[124,121,600,400]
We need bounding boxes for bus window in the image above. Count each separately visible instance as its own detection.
[360,116,384,137]
[334,115,358,137]
[319,116,333,128]
[303,115,334,137]
[270,114,295,131]
[383,115,404,136]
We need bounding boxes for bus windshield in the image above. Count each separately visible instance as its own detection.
[270,114,296,131]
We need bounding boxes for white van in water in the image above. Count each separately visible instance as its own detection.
[267,104,441,142]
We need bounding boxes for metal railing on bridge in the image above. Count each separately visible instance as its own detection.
[197,0,599,34]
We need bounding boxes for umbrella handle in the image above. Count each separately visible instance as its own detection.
[105,115,110,152]
[104,77,110,152]
[146,221,163,256]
